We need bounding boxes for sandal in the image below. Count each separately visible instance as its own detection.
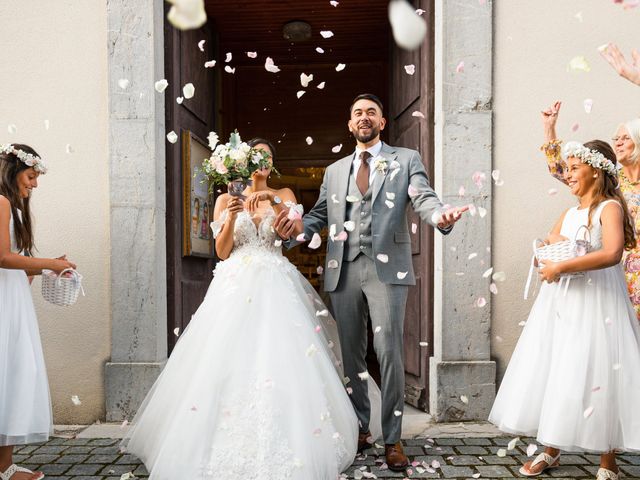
[597,467,620,480]
[0,464,44,480]
[519,451,561,477]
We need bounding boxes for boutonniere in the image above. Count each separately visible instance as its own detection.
[373,156,388,174]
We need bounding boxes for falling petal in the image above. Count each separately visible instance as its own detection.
[468,252,478,260]
[167,131,178,143]
[456,61,465,73]
[246,51,258,58]
[265,57,281,73]
[385,200,395,208]
[44,120,50,130]
[306,136,313,145]
[571,122,580,132]
[346,195,359,202]
[334,231,348,242]
[583,406,594,418]
[584,98,593,113]
[492,271,506,282]
[316,47,325,54]
[300,73,314,87]
[397,271,408,279]
[548,188,558,196]
[483,268,493,278]
[296,233,306,242]
[71,395,82,406]
[224,66,235,74]
[176,96,184,104]
[411,223,417,234]
[408,185,419,197]
[306,344,318,356]
[335,63,346,71]
[605,317,612,325]
[297,90,306,99]
[526,443,538,456]
[166,0,207,30]
[316,266,324,275]
[327,259,339,269]
[332,144,343,153]
[459,185,466,196]
[204,60,216,68]
[478,207,487,218]
[592,386,601,392]
[198,39,205,51]
[358,371,370,380]
[386,192,396,200]
[173,327,180,336]
[118,78,130,90]
[415,8,425,15]
[320,30,334,38]
[274,239,282,247]
[66,144,74,154]
[344,221,356,231]
[476,297,487,307]
[309,233,322,249]
[376,253,389,263]
[317,82,326,89]
[331,194,340,204]
[404,64,416,75]
[472,171,486,188]
[183,82,195,99]
[7,124,17,134]
[224,52,232,62]
[568,55,591,72]
[518,321,526,326]
[419,341,428,347]
[374,326,382,334]
[412,111,425,118]
[155,79,169,92]
[507,437,519,450]
[388,0,427,50]
[489,283,498,294]
[394,410,402,416]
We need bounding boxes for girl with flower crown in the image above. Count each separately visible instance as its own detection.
[0,144,76,480]
[489,139,640,480]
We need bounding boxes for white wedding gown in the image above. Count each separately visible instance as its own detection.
[123,207,372,479]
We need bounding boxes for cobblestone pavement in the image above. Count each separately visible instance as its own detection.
[11,436,640,479]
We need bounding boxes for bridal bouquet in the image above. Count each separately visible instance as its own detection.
[202,130,275,195]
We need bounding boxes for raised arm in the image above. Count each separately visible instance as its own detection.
[600,43,640,87]
[540,101,568,185]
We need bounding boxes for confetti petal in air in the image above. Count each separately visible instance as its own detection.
[198,39,205,51]
[246,51,257,58]
[296,233,306,242]
[491,169,504,186]
[483,268,493,278]
[306,344,318,357]
[309,233,322,249]
[415,8,425,15]
[316,47,325,54]
[300,73,314,87]
[207,131,219,150]
[567,55,591,72]
[334,231,348,242]
[320,30,334,38]
[346,195,359,202]
[118,78,130,90]
[605,317,612,325]
[331,194,340,204]
[166,0,207,30]
[468,252,478,260]
[472,171,486,188]
[388,0,427,51]
[297,90,306,99]
[548,188,558,196]
[393,410,402,416]
[419,341,428,347]
[306,136,313,145]
[489,283,498,294]
[386,192,396,200]
[182,82,195,99]
[335,63,346,72]
[71,395,82,406]
[224,52,232,62]
[7,124,16,134]
[204,60,216,68]
[456,61,465,73]
[330,0,339,5]
[412,111,425,118]
[408,185,419,197]
[317,82,326,89]
[458,185,466,197]
[397,271,408,279]
[374,326,382,334]
[404,64,416,75]
[460,395,469,404]
[173,327,180,336]
[376,253,389,263]
[583,406,594,418]
[344,221,356,232]
[176,96,184,104]
[327,259,339,269]
[316,266,324,275]
[476,297,487,308]
[507,437,519,450]
[265,57,281,73]
[65,144,74,154]
[584,98,593,113]
[224,66,235,74]
[478,206,487,218]
[155,79,169,92]
[167,131,178,143]
[332,144,343,153]
[411,223,417,234]
[385,200,395,209]
[526,443,538,457]
[44,120,50,130]
[358,371,370,380]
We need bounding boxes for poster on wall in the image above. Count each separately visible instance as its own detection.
[182,130,214,258]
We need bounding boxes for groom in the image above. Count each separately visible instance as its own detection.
[275,93,465,471]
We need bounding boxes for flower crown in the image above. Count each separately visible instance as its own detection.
[0,144,47,174]
[561,141,617,177]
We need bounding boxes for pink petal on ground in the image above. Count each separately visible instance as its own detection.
[526,443,538,456]
[456,61,465,73]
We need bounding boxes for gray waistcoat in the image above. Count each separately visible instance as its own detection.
[343,174,373,261]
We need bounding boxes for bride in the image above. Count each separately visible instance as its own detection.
[122,138,377,479]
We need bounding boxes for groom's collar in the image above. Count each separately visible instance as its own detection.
[353,140,383,161]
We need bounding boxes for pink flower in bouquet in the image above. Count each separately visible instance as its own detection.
[215,159,228,174]
[625,254,640,273]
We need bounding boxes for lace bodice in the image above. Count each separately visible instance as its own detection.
[211,208,282,255]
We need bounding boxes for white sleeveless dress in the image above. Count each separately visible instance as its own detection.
[490,200,640,453]
[0,208,52,446]
[123,208,362,480]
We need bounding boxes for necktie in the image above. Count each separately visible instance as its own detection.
[356,151,372,195]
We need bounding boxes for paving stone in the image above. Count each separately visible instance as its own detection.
[450,455,484,466]
[621,465,640,477]
[476,465,515,477]
[464,437,493,446]
[89,438,119,446]
[91,446,121,455]
[403,446,426,455]
[29,454,61,464]
[440,465,476,477]
[456,445,489,455]
[68,477,103,480]
[34,445,69,455]
[116,454,141,464]
[435,438,465,446]
[65,446,94,454]
[549,465,589,477]
[16,445,39,454]
[86,454,121,464]
[10,454,28,463]
[38,463,71,475]
[56,454,90,464]
[100,464,138,475]
[559,454,590,465]
[621,455,640,466]
[63,438,91,445]
[426,446,456,455]
[482,454,518,465]
[133,463,149,476]
[65,464,103,475]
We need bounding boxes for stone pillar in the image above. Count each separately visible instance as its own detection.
[429,0,496,422]
[104,0,168,421]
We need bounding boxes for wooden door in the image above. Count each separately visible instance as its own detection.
[164,14,218,352]
[388,0,435,410]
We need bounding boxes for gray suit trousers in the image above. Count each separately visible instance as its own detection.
[329,254,408,445]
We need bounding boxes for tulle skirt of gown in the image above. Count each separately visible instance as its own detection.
[123,246,360,479]
[0,268,52,446]
[489,265,640,453]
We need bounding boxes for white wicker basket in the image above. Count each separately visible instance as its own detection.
[524,225,591,299]
[41,268,84,307]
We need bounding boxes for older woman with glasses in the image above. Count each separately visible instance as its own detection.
[540,101,640,318]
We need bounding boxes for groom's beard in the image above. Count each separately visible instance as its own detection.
[353,125,380,144]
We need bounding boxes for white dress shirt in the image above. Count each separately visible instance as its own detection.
[352,141,383,184]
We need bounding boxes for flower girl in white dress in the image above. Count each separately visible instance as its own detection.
[123,140,380,480]
[0,144,76,480]
[489,140,640,480]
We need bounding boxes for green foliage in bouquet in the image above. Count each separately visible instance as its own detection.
[201,130,277,190]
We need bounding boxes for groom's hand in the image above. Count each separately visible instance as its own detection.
[437,205,469,229]
[274,210,296,240]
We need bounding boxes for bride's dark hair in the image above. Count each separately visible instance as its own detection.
[247,138,276,163]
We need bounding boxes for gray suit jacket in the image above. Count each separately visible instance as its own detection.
[300,142,451,292]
